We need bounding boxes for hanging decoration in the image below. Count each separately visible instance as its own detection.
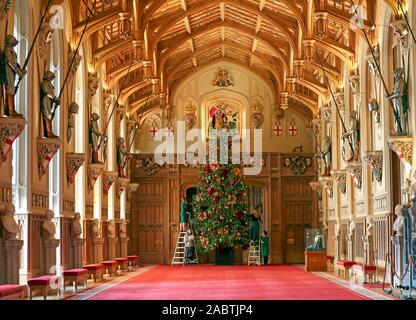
[136,157,165,176]
[0,117,26,166]
[273,120,283,136]
[37,138,61,178]
[288,119,298,136]
[283,156,312,175]
[185,103,197,129]
[149,119,159,138]
[251,102,264,129]
[165,120,174,137]
[66,153,86,187]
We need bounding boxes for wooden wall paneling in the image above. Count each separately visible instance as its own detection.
[59,217,71,270]
[84,220,93,264]
[327,221,335,256]
[341,221,348,260]
[354,219,364,262]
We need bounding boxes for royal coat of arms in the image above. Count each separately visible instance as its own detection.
[213,70,233,87]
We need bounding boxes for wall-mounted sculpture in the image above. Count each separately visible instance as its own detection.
[185,103,197,129]
[387,68,409,136]
[117,137,128,178]
[42,209,56,240]
[342,111,360,162]
[40,71,60,138]
[89,113,105,164]
[251,102,264,129]
[213,70,233,87]
[1,35,26,117]
[67,102,79,143]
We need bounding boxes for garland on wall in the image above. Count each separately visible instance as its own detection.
[283,156,312,175]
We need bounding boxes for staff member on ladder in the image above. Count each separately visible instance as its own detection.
[180,197,189,232]
[249,208,261,245]
[184,229,195,265]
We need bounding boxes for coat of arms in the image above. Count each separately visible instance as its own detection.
[213,70,233,87]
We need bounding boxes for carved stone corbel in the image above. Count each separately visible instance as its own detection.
[391,19,409,50]
[117,178,130,198]
[346,161,363,189]
[365,45,380,78]
[68,49,82,81]
[66,153,86,187]
[37,138,61,178]
[87,164,104,192]
[387,136,412,170]
[286,78,297,95]
[309,181,323,201]
[331,169,347,194]
[319,176,333,198]
[322,104,332,124]
[348,72,360,96]
[0,117,26,165]
[363,151,383,183]
[334,88,345,109]
[127,183,139,201]
[88,73,99,99]
[142,61,153,81]
[103,91,114,115]
[280,92,289,110]
[103,171,118,195]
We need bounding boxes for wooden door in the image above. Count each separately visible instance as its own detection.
[284,202,312,264]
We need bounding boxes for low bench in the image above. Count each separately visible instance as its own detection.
[63,269,88,291]
[325,256,334,272]
[0,285,25,300]
[102,261,118,276]
[27,276,60,300]
[128,255,140,267]
[116,258,129,271]
[83,264,104,282]
[352,264,377,284]
[336,261,356,279]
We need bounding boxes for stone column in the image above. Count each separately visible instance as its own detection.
[107,237,117,260]
[119,237,129,257]
[392,234,403,287]
[90,238,104,263]
[41,239,60,274]
[70,238,85,268]
[0,240,24,284]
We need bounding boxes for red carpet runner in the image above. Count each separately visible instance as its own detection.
[85,265,370,300]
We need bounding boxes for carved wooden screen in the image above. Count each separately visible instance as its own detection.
[327,221,335,257]
[341,222,348,260]
[354,220,364,260]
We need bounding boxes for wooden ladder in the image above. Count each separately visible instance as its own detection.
[171,231,187,265]
[248,241,261,266]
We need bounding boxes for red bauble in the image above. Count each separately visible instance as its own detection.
[213,197,220,203]
[204,165,212,173]
[235,211,244,219]
[207,188,215,196]
[222,168,228,178]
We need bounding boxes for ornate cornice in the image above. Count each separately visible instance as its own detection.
[103,171,119,194]
[87,164,104,192]
[363,151,383,183]
[319,176,333,198]
[37,138,61,178]
[346,161,363,189]
[0,117,26,165]
[331,169,347,194]
[387,136,412,170]
[66,153,86,187]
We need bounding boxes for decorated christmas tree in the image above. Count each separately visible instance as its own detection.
[191,106,250,253]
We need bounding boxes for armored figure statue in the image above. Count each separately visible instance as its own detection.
[342,111,360,162]
[387,68,408,136]
[0,203,20,240]
[67,102,79,143]
[40,71,60,138]
[0,35,26,117]
[42,209,56,240]
[71,212,82,239]
[89,113,105,164]
[117,137,128,177]
[320,136,332,176]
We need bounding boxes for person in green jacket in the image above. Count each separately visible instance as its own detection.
[261,231,270,265]
[180,197,189,232]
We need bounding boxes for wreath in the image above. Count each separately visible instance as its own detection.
[284,156,310,175]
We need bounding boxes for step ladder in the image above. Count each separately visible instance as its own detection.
[172,231,187,265]
[248,241,261,266]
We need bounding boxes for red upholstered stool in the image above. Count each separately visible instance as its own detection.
[352,264,377,284]
[116,258,129,271]
[102,261,118,276]
[336,261,356,279]
[63,269,88,291]
[27,276,60,300]
[128,255,140,268]
[0,285,25,300]
[83,264,104,282]
[325,256,334,272]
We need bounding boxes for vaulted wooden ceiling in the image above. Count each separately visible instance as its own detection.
[69,0,387,117]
